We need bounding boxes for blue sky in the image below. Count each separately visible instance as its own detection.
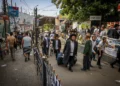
[6,0,60,16]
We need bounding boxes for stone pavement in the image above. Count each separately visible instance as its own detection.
[0,49,42,86]
[48,52,120,86]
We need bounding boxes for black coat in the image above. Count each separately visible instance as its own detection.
[53,39,61,50]
[42,37,50,48]
[63,40,78,65]
[117,46,120,62]
[112,29,119,39]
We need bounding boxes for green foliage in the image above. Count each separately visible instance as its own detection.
[43,24,54,31]
[52,0,119,22]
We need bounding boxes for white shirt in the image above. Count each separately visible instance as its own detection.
[70,41,75,56]
[50,34,54,40]
[55,40,58,49]
[91,40,97,53]
[100,30,107,37]
[45,37,49,48]
[97,41,107,51]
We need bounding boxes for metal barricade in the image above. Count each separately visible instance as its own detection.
[33,47,62,86]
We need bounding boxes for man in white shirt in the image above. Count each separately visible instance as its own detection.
[90,35,97,67]
[97,37,113,69]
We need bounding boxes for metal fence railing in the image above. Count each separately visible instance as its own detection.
[33,47,62,86]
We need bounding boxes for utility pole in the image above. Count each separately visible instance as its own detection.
[34,7,38,46]
[15,2,16,7]
[11,0,12,6]
[3,0,7,39]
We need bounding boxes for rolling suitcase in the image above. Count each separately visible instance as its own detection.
[57,52,64,65]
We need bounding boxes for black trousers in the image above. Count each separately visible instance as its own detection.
[97,50,103,66]
[54,49,60,59]
[68,56,74,68]
[83,55,90,70]
[111,59,120,68]
[90,52,96,66]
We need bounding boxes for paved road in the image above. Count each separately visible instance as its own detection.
[48,52,120,86]
[0,49,41,86]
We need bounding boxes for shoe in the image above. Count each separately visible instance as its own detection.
[69,67,73,72]
[118,68,120,72]
[12,59,15,61]
[87,69,91,71]
[25,58,27,62]
[28,58,30,61]
[93,59,97,61]
[110,64,114,68]
[90,65,93,67]
[98,66,102,69]
[81,68,86,71]
[65,65,68,67]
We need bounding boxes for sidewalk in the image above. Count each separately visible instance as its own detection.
[48,52,120,86]
[0,49,41,86]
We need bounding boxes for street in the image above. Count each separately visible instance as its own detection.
[0,49,41,86]
[48,50,120,86]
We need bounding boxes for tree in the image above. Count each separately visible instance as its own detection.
[52,0,119,22]
[43,23,54,31]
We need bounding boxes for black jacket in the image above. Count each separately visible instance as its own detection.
[53,39,61,50]
[42,37,50,48]
[63,40,78,65]
[112,29,119,39]
[117,46,120,61]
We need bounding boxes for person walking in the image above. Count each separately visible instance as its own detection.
[112,24,120,39]
[22,32,32,62]
[81,33,92,71]
[63,34,78,72]
[53,34,61,59]
[17,33,23,49]
[97,37,113,69]
[110,46,120,72]
[6,32,16,61]
[90,35,97,67]
[42,35,50,56]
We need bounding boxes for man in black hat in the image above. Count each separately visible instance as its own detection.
[63,34,78,72]
[112,24,120,39]
[53,34,61,59]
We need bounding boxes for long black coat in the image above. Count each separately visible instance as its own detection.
[63,40,78,65]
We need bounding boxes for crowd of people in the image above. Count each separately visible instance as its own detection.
[2,24,120,73]
[41,24,120,73]
[5,31,32,62]
[82,24,120,72]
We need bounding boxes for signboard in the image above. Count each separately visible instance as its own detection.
[118,3,120,12]
[90,16,102,20]
[8,6,19,17]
